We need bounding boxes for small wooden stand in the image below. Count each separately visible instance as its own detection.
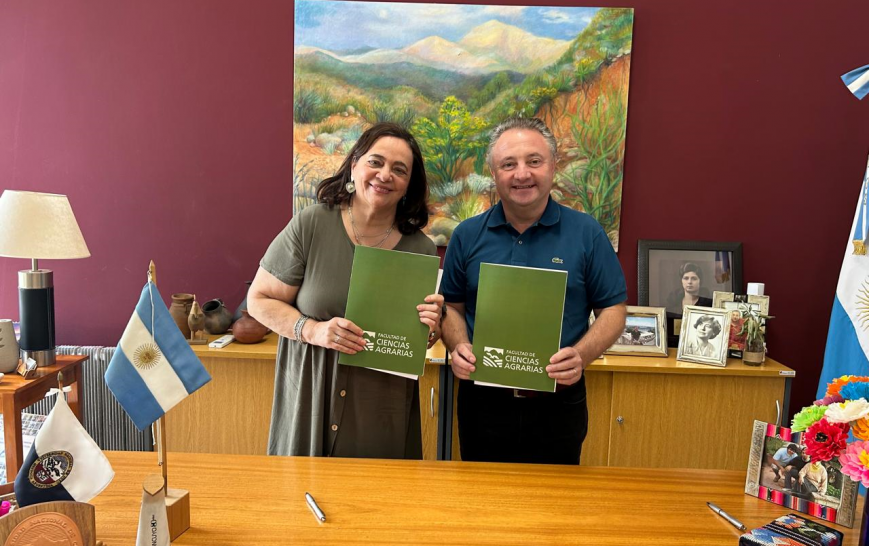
[149,261,191,540]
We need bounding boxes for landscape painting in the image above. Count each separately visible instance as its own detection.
[293,1,633,249]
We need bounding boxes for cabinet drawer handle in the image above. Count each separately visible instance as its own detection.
[776,399,781,427]
[616,416,624,425]
[430,387,435,418]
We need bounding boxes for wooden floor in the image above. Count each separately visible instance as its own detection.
[90,452,864,545]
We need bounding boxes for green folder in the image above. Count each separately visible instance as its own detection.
[470,263,568,392]
[338,246,440,377]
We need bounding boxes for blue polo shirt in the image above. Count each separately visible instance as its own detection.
[441,198,627,348]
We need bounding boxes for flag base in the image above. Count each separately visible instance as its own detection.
[167,487,190,540]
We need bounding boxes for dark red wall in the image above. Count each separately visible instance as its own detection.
[0,0,867,413]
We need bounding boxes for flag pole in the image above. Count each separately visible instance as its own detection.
[148,260,169,489]
[147,261,188,540]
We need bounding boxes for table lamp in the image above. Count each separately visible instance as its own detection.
[0,190,90,366]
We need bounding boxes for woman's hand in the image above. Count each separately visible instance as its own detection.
[304,318,367,354]
[418,294,444,347]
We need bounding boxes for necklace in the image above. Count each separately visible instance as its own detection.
[348,202,394,248]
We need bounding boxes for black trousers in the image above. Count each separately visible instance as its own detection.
[457,378,589,465]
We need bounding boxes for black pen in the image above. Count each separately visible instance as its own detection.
[707,502,746,531]
[306,492,326,523]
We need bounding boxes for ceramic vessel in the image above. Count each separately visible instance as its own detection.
[169,293,194,339]
[203,299,233,335]
[232,310,268,344]
[742,339,765,366]
[0,320,20,373]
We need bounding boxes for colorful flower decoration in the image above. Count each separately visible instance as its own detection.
[826,375,869,397]
[790,405,828,432]
[804,419,849,462]
[823,398,869,423]
[838,440,869,486]
[838,381,869,401]
[814,394,844,406]
[852,417,869,441]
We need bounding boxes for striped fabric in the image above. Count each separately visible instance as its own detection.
[841,64,869,100]
[105,282,211,431]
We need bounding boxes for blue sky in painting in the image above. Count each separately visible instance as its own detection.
[295,0,600,51]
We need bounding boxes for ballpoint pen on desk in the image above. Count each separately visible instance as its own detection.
[707,502,746,531]
[306,492,327,523]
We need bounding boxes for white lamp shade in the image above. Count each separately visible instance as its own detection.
[0,190,90,259]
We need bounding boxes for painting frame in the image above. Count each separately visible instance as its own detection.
[745,420,858,528]
[637,239,743,347]
[293,2,635,248]
[676,305,731,367]
[601,306,667,357]
[712,291,770,358]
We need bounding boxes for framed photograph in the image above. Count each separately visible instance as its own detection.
[676,306,731,366]
[712,291,770,358]
[601,306,668,357]
[745,421,858,528]
[638,240,743,346]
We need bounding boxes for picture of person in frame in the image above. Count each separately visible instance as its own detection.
[665,262,713,315]
[682,314,722,357]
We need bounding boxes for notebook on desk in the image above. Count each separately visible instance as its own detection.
[739,513,843,546]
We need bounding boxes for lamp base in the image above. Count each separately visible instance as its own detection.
[21,348,56,367]
[18,269,56,368]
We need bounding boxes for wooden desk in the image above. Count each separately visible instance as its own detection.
[92,451,862,545]
[169,334,447,459]
[0,355,86,494]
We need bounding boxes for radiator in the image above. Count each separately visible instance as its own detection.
[26,346,153,452]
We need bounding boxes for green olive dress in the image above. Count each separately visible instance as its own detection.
[260,203,436,458]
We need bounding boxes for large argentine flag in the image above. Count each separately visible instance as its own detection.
[14,395,114,507]
[817,157,869,398]
[106,282,211,430]
[842,64,869,101]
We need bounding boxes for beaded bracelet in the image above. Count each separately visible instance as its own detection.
[293,314,310,343]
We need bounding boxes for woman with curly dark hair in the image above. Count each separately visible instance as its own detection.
[248,122,443,459]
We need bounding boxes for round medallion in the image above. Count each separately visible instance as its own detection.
[28,451,73,489]
[4,512,84,546]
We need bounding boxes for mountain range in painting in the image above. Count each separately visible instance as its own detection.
[296,20,570,75]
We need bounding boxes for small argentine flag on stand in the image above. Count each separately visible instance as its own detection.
[816,156,869,397]
[14,392,114,507]
[842,64,869,101]
[106,281,211,430]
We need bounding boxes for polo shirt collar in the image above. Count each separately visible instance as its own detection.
[486,197,561,228]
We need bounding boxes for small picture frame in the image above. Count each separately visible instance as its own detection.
[676,306,731,366]
[602,306,668,357]
[745,420,858,528]
[712,291,770,358]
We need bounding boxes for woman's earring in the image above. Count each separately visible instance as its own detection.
[345,179,356,194]
[400,195,407,206]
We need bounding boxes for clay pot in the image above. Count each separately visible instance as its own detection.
[169,293,194,339]
[0,319,20,373]
[203,299,233,335]
[232,310,268,344]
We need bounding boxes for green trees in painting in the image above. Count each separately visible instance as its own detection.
[412,96,488,188]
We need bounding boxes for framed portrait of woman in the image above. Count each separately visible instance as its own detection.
[676,306,731,366]
[637,240,743,347]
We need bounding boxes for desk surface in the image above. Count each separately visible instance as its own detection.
[92,452,859,545]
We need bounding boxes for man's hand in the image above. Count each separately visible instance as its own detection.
[546,346,584,386]
[450,342,476,380]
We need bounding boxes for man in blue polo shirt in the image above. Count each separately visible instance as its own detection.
[440,117,627,465]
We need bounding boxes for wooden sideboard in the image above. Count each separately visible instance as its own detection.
[449,350,794,471]
[168,335,793,470]
[166,333,447,460]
